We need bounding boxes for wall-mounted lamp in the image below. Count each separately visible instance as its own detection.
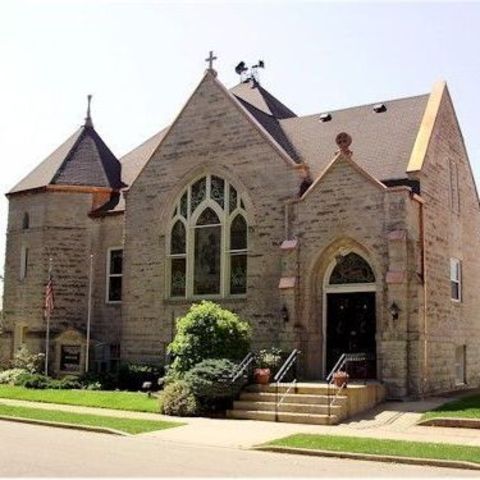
[281,305,289,323]
[389,302,400,321]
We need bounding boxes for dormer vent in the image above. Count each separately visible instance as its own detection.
[373,103,387,113]
[319,113,332,122]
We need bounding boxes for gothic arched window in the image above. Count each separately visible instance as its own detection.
[168,175,248,298]
[329,252,375,285]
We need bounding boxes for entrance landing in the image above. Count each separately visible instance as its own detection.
[227,382,385,425]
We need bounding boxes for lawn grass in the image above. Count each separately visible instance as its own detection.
[423,394,480,420]
[0,386,159,413]
[266,434,480,465]
[0,403,183,434]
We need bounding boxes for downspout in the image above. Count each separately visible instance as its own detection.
[412,193,427,397]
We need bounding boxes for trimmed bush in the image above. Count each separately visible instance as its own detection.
[14,373,50,389]
[184,358,242,404]
[167,301,251,377]
[48,375,82,390]
[162,381,200,417]
[0,368,29,385]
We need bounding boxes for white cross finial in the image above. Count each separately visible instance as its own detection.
[205,50,218,73]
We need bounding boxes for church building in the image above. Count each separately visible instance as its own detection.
[2,57,479,399]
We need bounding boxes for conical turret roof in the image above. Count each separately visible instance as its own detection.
[9,101,124,194]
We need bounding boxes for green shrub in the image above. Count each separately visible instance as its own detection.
[167,301,251,377]
[117,362,163,391]
[184,358,243,405]
[0,368,29,385]
[162,381,200,417]
[15,373,50,389]
[11,346,44,373]
[48,375,82,390]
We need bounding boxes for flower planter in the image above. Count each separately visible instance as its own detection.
[333,371,349,388]
[253,368,271,385]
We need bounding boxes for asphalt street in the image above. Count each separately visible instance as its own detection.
[0,420,476,477]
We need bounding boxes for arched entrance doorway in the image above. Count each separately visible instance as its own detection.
[323,252,377,378]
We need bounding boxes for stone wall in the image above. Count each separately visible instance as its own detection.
[410,88,480,394]
[1,190,123,373]
[290,156,423,397]
[121,73,303,365]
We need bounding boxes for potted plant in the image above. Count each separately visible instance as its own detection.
[333,370,349,388]
[254,348,283,384]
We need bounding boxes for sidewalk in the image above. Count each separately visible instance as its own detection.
[1,396,479,449]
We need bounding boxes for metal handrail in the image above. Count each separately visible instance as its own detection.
[231,352,255,384]
[326,352,370,417]
[274,349,301,421]
[274,349,300,383]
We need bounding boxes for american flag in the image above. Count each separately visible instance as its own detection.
[44,271,55,317]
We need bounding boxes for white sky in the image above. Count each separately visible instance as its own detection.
[1,0,480,286]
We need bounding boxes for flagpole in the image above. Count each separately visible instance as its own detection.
[44,257,53,376]
[85,253,94,373]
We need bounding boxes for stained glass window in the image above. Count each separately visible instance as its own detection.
[170,221,186,254]
[169,175,248,298]
[171,258,186,297]
[329,253,375,285]
[210,176,225,208]
[194,224,221,295]
[230,215,247,250]
[229,186,237,214]
[180,192,188,218]
[230,254,247,294]
[197,207,220,226]
[191,177,206,213]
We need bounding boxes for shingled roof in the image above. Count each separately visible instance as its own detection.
[280,94,429,181]
[230,79,297,119]
[9,118,124,194]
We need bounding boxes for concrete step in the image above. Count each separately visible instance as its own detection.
[226,409,339,425]
[233,400,344,416]
[239,391,348,405]
[245,383,367,396]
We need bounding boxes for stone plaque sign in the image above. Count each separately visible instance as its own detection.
[60,345,81,372]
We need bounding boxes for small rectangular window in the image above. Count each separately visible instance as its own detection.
[449,159,460,214]
[450,258,462,301]
[455,345,466,385]
[106,248,123,302]
[20,246,28,280]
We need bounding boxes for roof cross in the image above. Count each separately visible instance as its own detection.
[205,50,217,73]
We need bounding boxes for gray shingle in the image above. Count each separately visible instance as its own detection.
[9,124,124,194]
[280,94,429,181]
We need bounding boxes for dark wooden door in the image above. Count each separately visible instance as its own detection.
[326,292,376,378]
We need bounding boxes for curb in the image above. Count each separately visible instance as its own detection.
[418,417,480,429]
[255,446,480,471]
[0,415,128,436]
